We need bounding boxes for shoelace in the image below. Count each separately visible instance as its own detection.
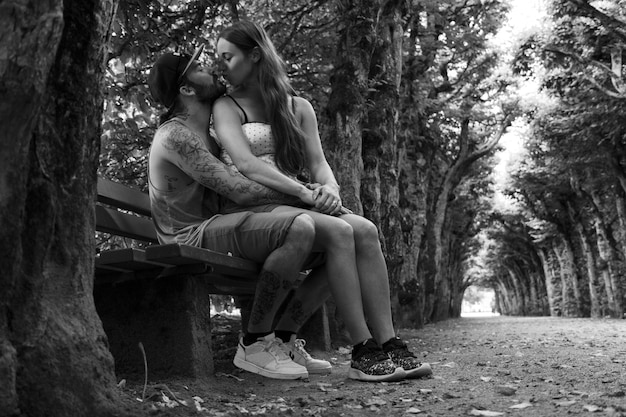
[293,339,313,359]
[388,342,416,359]
[265,339,291,361]
[356,344,390,362]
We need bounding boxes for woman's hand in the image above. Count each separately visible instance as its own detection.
[308,183,345,216]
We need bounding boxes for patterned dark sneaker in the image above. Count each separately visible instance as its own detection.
[349,339,406,382]
[383,337,432,379]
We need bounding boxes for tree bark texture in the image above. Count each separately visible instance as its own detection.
[324,0,422,329]
[555,236,585,317]
[538,249,559,315]
[323,0,371,214]
[572,218,602,318]
[0,0,122,415]
[589,191,624,317]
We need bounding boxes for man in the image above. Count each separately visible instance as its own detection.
[146,45,331,380]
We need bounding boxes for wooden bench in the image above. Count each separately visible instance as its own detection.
[94,178,331,379]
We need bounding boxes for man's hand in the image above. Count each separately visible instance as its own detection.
[297,185,317,207]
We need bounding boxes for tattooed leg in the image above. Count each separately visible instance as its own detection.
[246,214,315,334]
[274,267,331,333]
[249,270,291,327]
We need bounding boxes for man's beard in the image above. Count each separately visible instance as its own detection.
[186,78,227,104]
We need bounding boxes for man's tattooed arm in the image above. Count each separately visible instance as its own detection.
[161,125,301,206]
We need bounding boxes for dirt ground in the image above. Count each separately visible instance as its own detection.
[116,315,626,416]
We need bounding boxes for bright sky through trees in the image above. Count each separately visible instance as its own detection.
[492,0,549,209]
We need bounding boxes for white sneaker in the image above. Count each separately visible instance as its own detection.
[279,335,332,375]
[233,333,309,380]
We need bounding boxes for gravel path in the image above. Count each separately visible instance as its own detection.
[119,315,626,416]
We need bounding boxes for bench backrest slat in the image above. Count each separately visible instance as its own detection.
[97,178,152,217]
[95,205,159,243]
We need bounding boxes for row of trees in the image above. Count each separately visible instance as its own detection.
[480,0,626,319]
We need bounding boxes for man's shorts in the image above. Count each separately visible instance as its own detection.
[202,210,324,269]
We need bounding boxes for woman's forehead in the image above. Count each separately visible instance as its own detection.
[216,38,240,54]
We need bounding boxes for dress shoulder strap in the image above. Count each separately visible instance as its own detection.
[225,95,249,124]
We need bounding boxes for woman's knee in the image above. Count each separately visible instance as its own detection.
[324,218,355,245]
[351,217,379,240]
[351,217,382,250]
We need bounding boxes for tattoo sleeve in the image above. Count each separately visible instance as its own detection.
[162,125,300,206]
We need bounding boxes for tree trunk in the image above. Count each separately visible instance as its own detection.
[578,228,603,318]
[358,1,413,326]
[322,0,375,340]
[556,235,586,316]
[614,190,626,259]
[570,215,602,318]
[0,1,124,415]
[553,240,575,316]
[324,0,371,213]
[538,248,560,316]
[590,200,623,318]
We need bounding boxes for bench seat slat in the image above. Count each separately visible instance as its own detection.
[96,248,168,272]
[145,244,259,278]
[205,284,256,295]
[194,273,257,288]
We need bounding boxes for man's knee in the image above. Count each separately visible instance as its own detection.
[286,213,315,248]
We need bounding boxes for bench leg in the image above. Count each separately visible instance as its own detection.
[94,276,213,379]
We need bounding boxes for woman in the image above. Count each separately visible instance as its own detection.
[213,20,431,382]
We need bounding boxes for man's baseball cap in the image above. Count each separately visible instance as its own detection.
[148,44,205,108]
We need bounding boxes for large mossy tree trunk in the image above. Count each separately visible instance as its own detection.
[322,0,371,340]
[324,0,408,333]
[0,1,124,416]
[359,1,409,327]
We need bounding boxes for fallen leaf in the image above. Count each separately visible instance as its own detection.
[365,397,387,406]
[509,402,533,409]
[215,372,244,382]
[441,362,457,368]
[469,409,505,416]
[496,385,517,396]
[583,404,602,412]
[419,389,432,394]
[555,400,577,406]
[406,407,422,414]
[317,382,336,392]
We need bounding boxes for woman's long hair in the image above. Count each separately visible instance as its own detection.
[219,20,307,176]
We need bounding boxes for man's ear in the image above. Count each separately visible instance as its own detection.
[179,84,196,97]
[250,47,261,63]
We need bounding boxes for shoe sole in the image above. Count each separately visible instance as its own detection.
[348,366,406,382]
[404,362,432,379]
[233,357,309,380]
[307,365,332,375]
